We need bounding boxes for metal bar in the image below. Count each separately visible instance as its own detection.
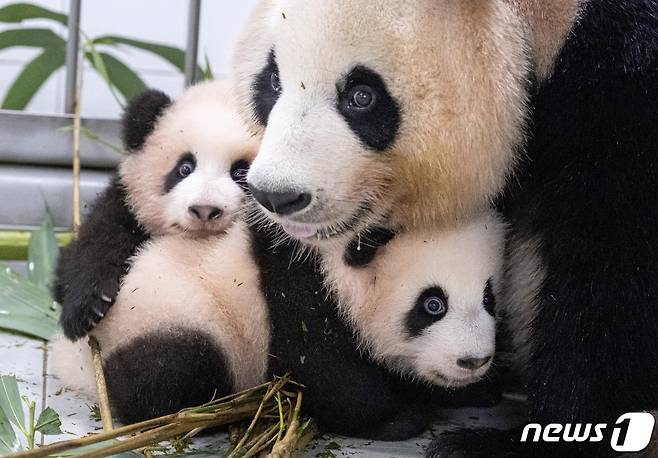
[64,0,82,113]
[184,0,202,86]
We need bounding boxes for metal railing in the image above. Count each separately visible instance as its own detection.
[63,0,203,114]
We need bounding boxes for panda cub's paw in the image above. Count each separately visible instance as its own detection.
[59,275,120,341]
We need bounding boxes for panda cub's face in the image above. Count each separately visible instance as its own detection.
[344,213,504,387]
[120,82,259,237]
[234,0,529,239]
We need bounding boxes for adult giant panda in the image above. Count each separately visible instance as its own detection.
[230,1,658,456]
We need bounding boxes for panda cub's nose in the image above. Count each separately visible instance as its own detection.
[189,205,223,222]
[456,355,492,370]
[248,184,312,216]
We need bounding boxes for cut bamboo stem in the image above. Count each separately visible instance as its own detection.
[88,335,114,432]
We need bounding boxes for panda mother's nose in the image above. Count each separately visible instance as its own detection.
[248,184,312,216]
[456,355,492,370]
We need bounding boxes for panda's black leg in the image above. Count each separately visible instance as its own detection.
[426,428,523,458]
[55,176,147,340]
[368,402,435,442]
[103,329,233,423]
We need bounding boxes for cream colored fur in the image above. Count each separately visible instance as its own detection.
[320,211,505,387]
[52,221,270,395]
[234,0,531,235]
[506,0,584,79]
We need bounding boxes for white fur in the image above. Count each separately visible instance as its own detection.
[50,335,98,399]
[321,211,506,388]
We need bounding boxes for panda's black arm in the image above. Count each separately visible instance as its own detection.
[55,174,148,340]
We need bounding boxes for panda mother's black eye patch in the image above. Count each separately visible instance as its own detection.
[337,66,401,152]
[252,49,281,126]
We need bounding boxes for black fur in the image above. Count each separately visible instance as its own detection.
[104,329,233,423]
[337,66,401,151]
[55,176,147,340]
[122,89,172,151]
[429,1,658,456]
[483,279,495,317]
[249,225,438,439]
[344,226,396,267]
[163,152,196,194]
[252,50,281,126]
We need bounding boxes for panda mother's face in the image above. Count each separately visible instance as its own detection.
[234,0,529,241]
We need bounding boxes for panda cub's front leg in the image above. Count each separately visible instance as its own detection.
[55,176,147,340]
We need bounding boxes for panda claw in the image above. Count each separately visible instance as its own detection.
[100,293,113,303]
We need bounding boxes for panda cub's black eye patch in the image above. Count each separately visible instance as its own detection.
[337,66,401,152]
[164,152,196,194]
[230,159,251,192]
[252,50,281,126]
[406,286,449,338]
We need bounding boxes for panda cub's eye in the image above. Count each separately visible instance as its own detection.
[178,161,195,178]
[423,296,447,318]
[349,85,376,110]
[270,72,281,93]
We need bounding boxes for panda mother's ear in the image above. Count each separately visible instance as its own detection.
[121,89,172,152]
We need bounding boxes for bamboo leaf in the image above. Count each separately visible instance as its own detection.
[27,216,59,292]
[0,375,25,433]
[0,398,20,454]
[85,51,146,103]
[0,2,67,25]
[93,35,203,76]
[35,407,62,435]
[85,43,123,107]
[1,45,65,110]
[0,28,65,51]
[0,265,60,340]
[202,53,214,81]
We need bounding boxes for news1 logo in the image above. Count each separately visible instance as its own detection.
[520,412,655,452]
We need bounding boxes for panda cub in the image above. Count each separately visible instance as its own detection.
[320,211,504,389]
[54,80,257,340]
[52,81,260,419]
[54,211,503,439]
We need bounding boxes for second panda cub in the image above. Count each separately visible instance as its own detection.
[321,212,504,388]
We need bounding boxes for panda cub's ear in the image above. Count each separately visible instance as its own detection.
[344,227,397,268]
[121,89,172,153]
